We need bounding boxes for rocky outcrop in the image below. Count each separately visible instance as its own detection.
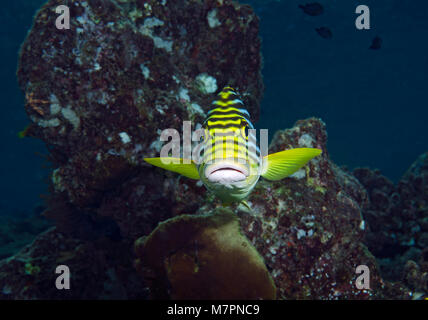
[18,0,262,239]
[354,152,428,294]
[1,0,423,300]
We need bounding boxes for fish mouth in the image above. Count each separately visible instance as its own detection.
[205,162,249,183]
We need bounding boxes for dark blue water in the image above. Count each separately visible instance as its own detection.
[254,0,427,182]
[0,0,49,216]
[1,0,427,216]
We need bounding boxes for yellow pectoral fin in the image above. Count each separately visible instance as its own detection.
[144,157,200,180]
[261,148,322,181]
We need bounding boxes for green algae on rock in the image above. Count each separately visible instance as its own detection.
[135,209,276,299]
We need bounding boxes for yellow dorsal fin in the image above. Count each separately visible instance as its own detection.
[144,157,200,180]
[261,148,322,181]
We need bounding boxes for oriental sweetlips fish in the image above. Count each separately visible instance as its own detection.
[144,86,322,205]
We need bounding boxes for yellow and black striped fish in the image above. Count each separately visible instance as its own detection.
[144,86,322,204]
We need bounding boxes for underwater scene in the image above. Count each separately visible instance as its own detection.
[0,0,427,301]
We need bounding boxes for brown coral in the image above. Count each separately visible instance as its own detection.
[135,209,276,299]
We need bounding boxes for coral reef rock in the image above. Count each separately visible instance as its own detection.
[0,207,51,260]
[234,118,386,299]
[0,228,147,299]
[17,0,262,240]
[5,0,422,300]
[134,117,402,299]
[354,152,428,294]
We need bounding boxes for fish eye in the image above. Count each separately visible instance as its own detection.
[241,125,249,139]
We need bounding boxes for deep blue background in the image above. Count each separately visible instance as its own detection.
[254,0,427,181]
[0,0,427,216]
[0,0,48,216]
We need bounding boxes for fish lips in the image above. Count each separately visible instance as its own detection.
[205,162,249,183]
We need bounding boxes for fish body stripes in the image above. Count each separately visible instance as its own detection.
[195,86,263,202]
[201,87,260,166]
[144,86,322,204]
[205,88,253,128]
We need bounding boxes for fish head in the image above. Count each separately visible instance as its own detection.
[198,118,261,203]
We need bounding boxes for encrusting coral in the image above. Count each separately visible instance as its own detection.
[135,208,276,299]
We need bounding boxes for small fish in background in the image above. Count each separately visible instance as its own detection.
[144,87,322,207]
[315,26,332,39]
[298,2,324,16]
[369,36,382,50]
